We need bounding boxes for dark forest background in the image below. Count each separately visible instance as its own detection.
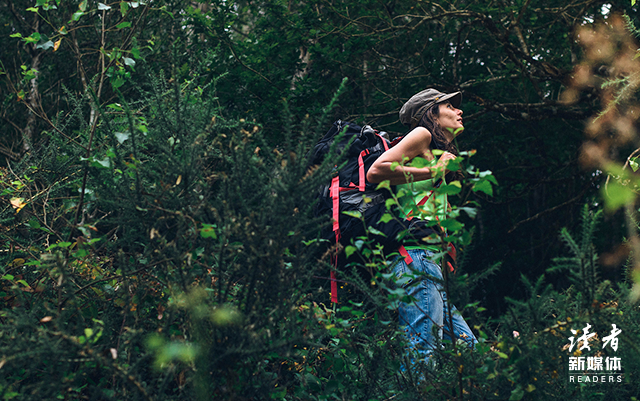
[1,0,639,399]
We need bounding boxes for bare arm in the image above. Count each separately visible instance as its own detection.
[367,127,456,185]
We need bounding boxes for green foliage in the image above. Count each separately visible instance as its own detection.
[3,0,632,318]
[1,0,640,399]
[0,63,331,399]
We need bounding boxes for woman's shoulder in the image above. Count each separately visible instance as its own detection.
[399,126,433,148]
[406,126,432,140]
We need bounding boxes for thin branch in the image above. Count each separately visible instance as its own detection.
[226,41,272,84]
[0,145,21,160]
[459,74,521,88]
[508,180,595,233]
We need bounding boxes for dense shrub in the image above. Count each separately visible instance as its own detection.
[0,70,638,400]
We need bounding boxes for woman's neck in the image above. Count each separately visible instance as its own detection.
[443,128,455,143]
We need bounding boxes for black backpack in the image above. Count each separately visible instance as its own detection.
[309,120,418,302]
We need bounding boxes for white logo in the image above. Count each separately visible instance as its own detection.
[566,323,623,383]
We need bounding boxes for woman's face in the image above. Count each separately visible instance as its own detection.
[436,102,463,133]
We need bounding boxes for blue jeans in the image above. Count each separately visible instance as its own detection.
[393,248,476,361]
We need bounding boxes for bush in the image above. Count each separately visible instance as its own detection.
[0,66,639,401]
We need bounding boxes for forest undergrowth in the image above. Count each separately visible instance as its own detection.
[0,65,638,401]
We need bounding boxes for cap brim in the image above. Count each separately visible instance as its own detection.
[436,91,462,108]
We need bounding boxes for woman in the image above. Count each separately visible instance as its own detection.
[367,88,477,362]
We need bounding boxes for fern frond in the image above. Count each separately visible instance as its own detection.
[624,13,640,39]
[559,227,581,258]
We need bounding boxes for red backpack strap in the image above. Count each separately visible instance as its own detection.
[406,177,443,217]
[330,176,341,238]
[330,271,338,303]
[329,176,341,303]
[357,149,370,192]
[404,190,434,221]
[375,133,390,151]
[398,245,413,265]
[417,190,434,207]
[447,243,456,273]
[389,136,404,148]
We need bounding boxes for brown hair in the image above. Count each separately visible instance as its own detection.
[417,103,461,181]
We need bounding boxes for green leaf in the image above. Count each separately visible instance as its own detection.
[446,158,461,172]
[116,21,132,29]
[200,224,217,239]
[478,170,498,183]
[410,157,429,168]
[73,248,89,258]
[211,305,242,326]
[439,219,464,232]
[450,127,464,137]
[438,183,461,195]
[93,158,111,168]
[10,33,23,38]
[120,1,129,16]
[26,7,39,12]
[78,0,87,11]
[385,198,396,209]
[345,245,357,258]
[71,11,85,21]
[98,2,111,10]
[378,213,394,223]
[367,226,385,236]
[472,180,493,196]
[342,210,361,219]
[123,57,135,67]
[111,76,125,88]
[509,386,524,401]
[24,32,41,43]
[375,180,391,190]
[270,388,287,399]
[115,132,130,143]
[36,40,55,50]
[603,180,637,212]
[458,207,477,218]
[84,328,93,338]
[27,219,41,229]
[22,68,36,81]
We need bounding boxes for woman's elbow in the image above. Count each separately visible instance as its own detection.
[367,165,387,184]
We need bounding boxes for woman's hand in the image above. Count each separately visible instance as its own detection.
[435,151,457,172]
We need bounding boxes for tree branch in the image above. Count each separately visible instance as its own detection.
[508,178,596,233]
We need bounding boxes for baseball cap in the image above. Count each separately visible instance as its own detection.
[399,88,462,128]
